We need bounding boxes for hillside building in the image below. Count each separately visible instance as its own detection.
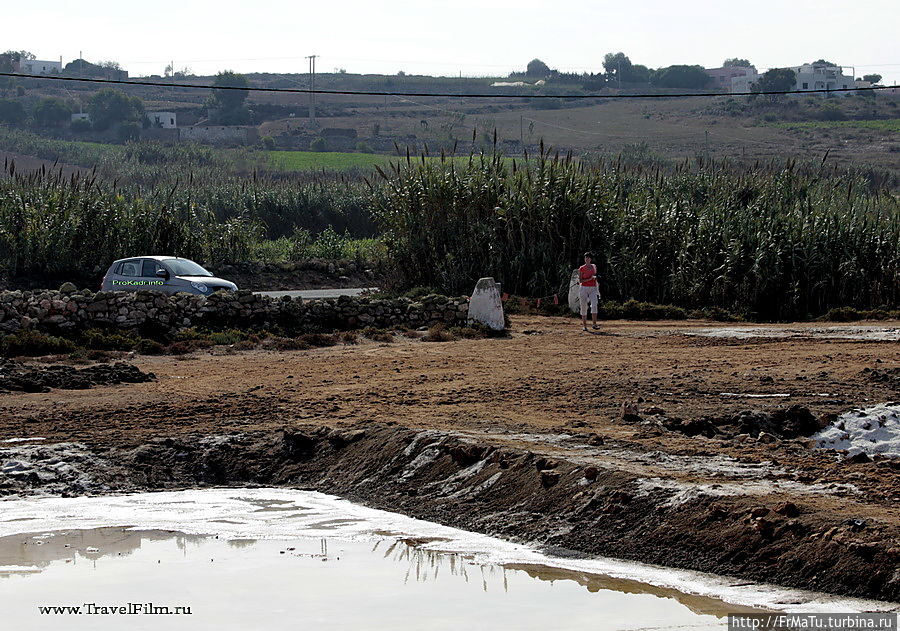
[19,58,62,75]
[147,112,177,129]
[705,66,756,91]
[790,63,854,93]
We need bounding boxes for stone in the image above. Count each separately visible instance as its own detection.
[566,269,581,314]
[774,502,800,517]
[757,431,778,444]
[466,277,505,331]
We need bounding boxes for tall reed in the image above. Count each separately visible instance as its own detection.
[373,150,900,320]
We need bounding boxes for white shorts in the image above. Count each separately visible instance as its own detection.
[579,285,599,316]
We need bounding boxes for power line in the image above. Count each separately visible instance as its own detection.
[1,71,895,99]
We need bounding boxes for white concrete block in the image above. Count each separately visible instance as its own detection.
[567,269,580,314]
[467,277,505,331]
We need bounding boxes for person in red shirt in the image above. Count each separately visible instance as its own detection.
[578,252,600,331]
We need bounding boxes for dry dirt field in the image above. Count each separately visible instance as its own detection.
[2,316,899,600]
[2,317,897,447]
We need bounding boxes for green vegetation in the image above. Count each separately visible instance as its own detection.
[268,150,391,171]
[767,119,900,131]
[373,150,899,320]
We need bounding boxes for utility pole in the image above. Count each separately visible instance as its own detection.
[306,55,318,126]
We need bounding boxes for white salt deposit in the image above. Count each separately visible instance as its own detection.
[813,404,900,458]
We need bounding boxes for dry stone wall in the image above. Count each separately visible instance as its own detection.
[0,286,468,335]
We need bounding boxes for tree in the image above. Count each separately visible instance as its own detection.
[0,99,26,124]
[810,59,837,67]
[212,70,249,109]
[0,51,19,73]
[603,52,632,81]
[862,74,882,85]
[32,98,71,127]
[525,59,550,78]
[723,58,753,68]
[650,65,711,89]
[752,68,796,95]
[628,64,652,84]
[88,88,145,130]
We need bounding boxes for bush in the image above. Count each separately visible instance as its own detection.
[361,327,394,343]
[79,329,139,351]
[136,338,165,355]
[310,137,327,152]
[0,330,77,356]
[297,332,338,347]
[70,118,92,132]
[260,135,276,150]
[423,324,456,342]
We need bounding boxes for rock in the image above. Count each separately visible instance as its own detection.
[757,432,778,444]
[846,452,872,464]
[644,406,666,416]
[774,502,800,517]
[750,507,770,518]
[587,433,605,446]
[466,277,505,331]
[583,466,599,481]
[540,471,561,488]
[621,402,642,424]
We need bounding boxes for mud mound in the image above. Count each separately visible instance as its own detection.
[0,359,155,393]
[863,367,900,392]
[660,405,821,440]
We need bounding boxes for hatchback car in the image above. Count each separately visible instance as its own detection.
[101,256,238,295]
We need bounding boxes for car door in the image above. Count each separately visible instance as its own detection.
[116,259,142,291]
[140,258,171,293]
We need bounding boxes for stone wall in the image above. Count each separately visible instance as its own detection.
[0,287,468,336]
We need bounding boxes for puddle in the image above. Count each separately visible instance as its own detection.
[682,325,900,342]
[0,489,894,630]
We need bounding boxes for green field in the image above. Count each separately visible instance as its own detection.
[768,118,900,132]
[268,151,392,171]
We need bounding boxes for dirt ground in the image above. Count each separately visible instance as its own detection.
[1,316,899,600]
[2,316,897,446]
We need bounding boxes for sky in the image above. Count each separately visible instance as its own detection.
[5,0,899,84]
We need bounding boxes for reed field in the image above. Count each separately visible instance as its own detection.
[373,150,900,320]
[1,127,898,320]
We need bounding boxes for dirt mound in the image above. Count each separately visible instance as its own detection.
[863,367,900,392]
[659,405,821,440]
[0,359,155,393]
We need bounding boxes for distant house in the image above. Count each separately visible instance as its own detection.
[705,66,756,91]
[71,113,90,123]
[790,63,854,93]
[19,59,62,75]
[731,71,760,93]
[147,112,177,129]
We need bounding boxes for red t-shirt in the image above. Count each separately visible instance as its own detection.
[579,264,597,287]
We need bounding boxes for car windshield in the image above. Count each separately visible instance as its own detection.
[164,259,213,277]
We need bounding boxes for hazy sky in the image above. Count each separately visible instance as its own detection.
[6,0,899,83]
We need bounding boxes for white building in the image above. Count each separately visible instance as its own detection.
[790,63,854,93]
[19,59,62,75]
[147,112,177,128]
[731,63,855,96]
[731,71,760,93]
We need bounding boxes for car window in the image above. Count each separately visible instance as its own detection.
[141,259,163,277]
[112,262,123,274]
[164,259,213,277]
[119,260,141,277]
